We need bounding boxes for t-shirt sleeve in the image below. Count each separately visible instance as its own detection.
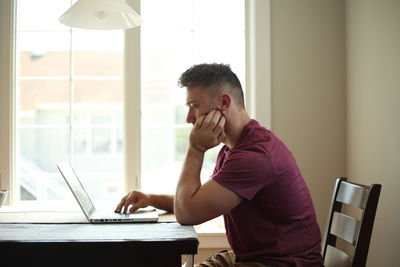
[212,149,272,200]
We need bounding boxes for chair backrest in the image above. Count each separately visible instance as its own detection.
[322,177,381,267]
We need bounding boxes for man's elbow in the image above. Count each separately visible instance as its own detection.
[175,213,192,225]
[174,204,204,225]
[175,207,195,225]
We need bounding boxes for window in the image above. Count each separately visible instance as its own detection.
[1,0,272,206]
[13,0,245,203]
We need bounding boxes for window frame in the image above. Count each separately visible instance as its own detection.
[0,0,17,205]
[0,0,271,205]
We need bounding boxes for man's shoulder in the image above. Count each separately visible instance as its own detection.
[228,145,269,162]
[237,120,274,148]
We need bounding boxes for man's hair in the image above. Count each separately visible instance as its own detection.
[178,63,245,108]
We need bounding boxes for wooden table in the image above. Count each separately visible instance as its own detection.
[0,222,198,267]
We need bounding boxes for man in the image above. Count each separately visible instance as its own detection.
[115,63,323,266]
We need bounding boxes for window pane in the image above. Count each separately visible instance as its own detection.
[18,0,71,31]
[18,127,70,171]
[73,129,88,155]
[74,51,123,76]
[72,31,124,51]
[192,0,245,32]
[142,79,173,107]
[15,1,125,203]
[72,31,124,77]
[91,128,111,154]
[141,0,245,194]
[73,80,123,104]
[18,127,70,200]
[141,0,192,32]
[20,51,70,77]
[71,76,124,197]
[193,31,246,72]
[174,127,190,162]
[18,31,71,52]
[19,80,70,125]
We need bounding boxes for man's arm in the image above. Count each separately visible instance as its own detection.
[174,110,243,225]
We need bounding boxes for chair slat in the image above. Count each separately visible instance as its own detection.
[324,245,352,267]
[336,181,369,208]
[330,212,359,244]
[322,178,381,267]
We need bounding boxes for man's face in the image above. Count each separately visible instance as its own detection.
[185,85,217,125]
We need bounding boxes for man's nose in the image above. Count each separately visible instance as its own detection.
[186,112,195,124]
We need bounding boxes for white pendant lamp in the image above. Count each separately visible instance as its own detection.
[59,0,143,30]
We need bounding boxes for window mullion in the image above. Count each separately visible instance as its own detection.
[124,0,142,192]
[245,0,272,129]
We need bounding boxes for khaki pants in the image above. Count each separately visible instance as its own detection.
[195,250,274,267]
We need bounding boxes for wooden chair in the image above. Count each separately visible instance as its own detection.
[321,177,381,267]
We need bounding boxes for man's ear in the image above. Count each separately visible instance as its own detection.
[218,93,231,111]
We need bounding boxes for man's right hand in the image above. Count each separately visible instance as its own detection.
[189,109,226,152]
[115,190,152,214]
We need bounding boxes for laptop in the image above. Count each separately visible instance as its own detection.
[57,162,158,223]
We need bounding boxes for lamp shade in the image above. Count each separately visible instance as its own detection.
[59,0,143,30]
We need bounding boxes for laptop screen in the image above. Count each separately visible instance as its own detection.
[57,162,95,218]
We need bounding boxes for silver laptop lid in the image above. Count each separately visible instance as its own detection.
[57,162,95,220]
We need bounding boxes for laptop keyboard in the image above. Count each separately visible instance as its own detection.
[94,211,133,222]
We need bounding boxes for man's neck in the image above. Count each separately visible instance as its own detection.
[223,110,251,150]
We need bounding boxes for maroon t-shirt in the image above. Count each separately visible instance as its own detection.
[212,120,323,266]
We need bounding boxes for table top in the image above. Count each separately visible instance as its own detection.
[0,222,198,243]
[0,207,177,223]
[0,208,197,247]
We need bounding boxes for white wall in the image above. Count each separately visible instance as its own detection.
[270,0,400,265]
[270,0,347,234]
[346,0,400,266]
